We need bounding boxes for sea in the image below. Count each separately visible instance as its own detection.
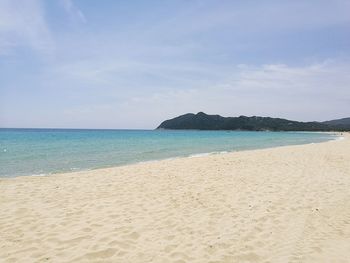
[0,128,338,178]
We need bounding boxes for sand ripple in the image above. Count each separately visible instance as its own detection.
[1,134,350,262]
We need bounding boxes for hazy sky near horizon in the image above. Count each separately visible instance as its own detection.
[0,0,350,128]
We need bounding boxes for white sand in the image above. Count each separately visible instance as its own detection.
[1,134,350,263]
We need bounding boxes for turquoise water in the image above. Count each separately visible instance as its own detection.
[0,129,337,178]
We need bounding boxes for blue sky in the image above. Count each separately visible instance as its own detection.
[0,0,349,128]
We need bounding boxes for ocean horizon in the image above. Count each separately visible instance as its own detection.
[0,128,338,178]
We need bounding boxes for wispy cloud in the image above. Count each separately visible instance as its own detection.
[0,0,53,55]
[0,1,349,128]
[49,59,350,128]
[60,0,87,23]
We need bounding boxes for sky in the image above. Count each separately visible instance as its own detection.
[0,0,349,129]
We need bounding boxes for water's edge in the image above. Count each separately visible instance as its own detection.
[2,132,341,179]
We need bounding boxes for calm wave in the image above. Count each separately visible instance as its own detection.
[0,129,337,177]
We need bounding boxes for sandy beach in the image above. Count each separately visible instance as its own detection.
[1,134,350,263]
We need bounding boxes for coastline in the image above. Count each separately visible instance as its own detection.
[1,133,349,262]
[0,131,340,179]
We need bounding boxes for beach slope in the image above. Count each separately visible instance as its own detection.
[1,134,350,262]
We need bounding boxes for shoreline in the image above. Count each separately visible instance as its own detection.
[1,131,341,180]
[1,133,349,262]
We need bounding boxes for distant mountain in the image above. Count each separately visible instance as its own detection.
[157,112,350,131]
[322,117,350,130]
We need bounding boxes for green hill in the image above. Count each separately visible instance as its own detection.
[157,112,350,131]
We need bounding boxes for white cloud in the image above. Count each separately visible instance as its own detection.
[41,60,350,129]
[60,0,87,23]
[106,60,350,128]
[0,0,53,55]
[1,1,349,128]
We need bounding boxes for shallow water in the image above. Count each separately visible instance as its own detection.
[0,129,337,177]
